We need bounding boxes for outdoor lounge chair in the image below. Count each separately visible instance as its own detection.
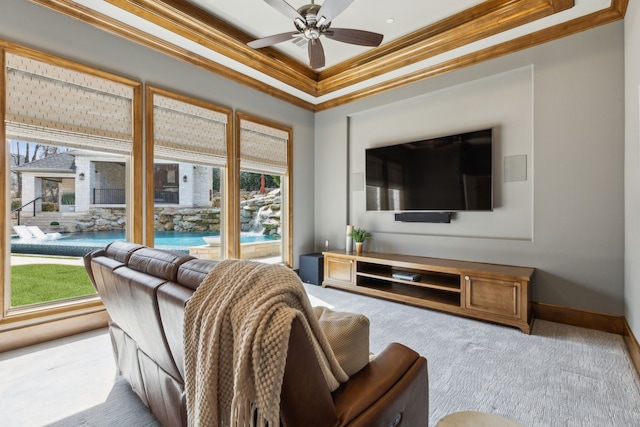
[13,225,34,240]
[26,226,62,240]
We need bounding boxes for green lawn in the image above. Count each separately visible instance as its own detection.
[11,264,95,307]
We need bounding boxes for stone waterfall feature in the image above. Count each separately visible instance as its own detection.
[57,189,282,238]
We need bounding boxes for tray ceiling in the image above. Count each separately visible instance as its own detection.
[29,0,625,111]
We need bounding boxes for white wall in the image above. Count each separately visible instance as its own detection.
[316,22,625,314]
[0,0,316,267]
[625,2,640,336]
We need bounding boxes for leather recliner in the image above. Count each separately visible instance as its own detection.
[84,241,429,426]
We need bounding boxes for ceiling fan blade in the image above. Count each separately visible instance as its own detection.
[324,28,383,47]
[308,38,325,69]
[248,32,300,49]
[317,0,355,24]
[264,0,304,23]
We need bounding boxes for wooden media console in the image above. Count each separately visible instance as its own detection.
[322,250,535,333]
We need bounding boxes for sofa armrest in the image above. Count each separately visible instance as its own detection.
[84,249,105,291]
[332,343,429,426]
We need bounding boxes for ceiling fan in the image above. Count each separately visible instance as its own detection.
[247,0,384,69]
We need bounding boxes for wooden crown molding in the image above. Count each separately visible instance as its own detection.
[316,0,572,95]
[103,0,571,98]
[104,0,318,95]
[315,0,627,111]
[27,0,316,111]
[25,0,626,112]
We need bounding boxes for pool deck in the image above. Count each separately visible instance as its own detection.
[11,255,85,266]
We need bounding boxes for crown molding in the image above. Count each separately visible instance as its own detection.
[314,0,627,111]
[25,0,627,112]
[27,0,316,110]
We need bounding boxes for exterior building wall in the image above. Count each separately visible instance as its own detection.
[193,166,213,207]
[20,174,41,212]
[178,163,193,206]
[74,157,91,212]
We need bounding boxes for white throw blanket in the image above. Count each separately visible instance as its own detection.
[184,259,348,427]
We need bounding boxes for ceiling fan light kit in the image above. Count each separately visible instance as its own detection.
[248,0,384,70]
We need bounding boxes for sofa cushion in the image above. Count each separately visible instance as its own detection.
[177,258,218,291]
[313,307,370,376]
[129,247,194,282]
[105,241,145,263]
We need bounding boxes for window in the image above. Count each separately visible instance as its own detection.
[235,112,292,266]
[145,86,232,259]
[2,45,142,324]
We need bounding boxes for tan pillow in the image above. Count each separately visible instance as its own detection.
[313,306,370,376]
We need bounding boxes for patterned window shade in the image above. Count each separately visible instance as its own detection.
[5,53,134,154]
[239,118,289,175]
[153,95,228,166]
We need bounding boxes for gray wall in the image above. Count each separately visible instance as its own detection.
[625,2,640,336]
[0,0,316,266]
[316,22,625,314]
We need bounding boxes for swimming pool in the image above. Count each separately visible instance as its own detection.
[11,230,279,257]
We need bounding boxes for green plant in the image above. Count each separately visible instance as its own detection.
[42,202,57,212]
[61,193,75,205]
[50,221,59,226]
[350,228,372,243]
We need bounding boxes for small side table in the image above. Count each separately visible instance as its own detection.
[436,411,526,427]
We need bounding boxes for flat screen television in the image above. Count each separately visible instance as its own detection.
[365,128,493,212]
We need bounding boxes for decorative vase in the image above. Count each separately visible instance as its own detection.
[346,225,353,252]
[355,242,363,255]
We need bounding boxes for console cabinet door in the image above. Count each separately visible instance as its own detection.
[323,256,355,287]
[464,275,522,319]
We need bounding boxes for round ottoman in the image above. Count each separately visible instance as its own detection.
[436,411,526,427]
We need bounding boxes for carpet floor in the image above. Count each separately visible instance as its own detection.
[1,283,639,426]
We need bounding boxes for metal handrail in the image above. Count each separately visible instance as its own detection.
[10,197,42,225]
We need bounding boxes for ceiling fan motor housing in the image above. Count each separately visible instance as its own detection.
[295,3,330,38]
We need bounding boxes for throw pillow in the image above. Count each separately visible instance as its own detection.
[313,306,370,376]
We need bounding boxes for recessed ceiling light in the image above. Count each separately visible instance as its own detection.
[386,18,395,24]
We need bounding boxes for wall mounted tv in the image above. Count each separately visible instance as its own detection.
[365,128,493,212]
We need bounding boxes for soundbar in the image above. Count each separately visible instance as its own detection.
[394,212,452,223]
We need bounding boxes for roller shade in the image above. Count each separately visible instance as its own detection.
[239,118,289,176]
[153,94,228,166]
[5,53,134,154]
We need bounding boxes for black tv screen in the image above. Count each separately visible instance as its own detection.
[365,128,493,212]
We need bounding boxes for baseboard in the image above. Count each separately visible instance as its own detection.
[532,302,625,335]
[623,318,640,378]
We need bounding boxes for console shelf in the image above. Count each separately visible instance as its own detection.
[322,250,535,333]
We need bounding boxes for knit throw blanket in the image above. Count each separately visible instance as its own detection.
[184,259,348,427]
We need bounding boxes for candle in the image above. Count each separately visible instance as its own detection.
[346,225,353,252]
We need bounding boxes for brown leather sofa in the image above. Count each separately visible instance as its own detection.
[84,241,429,427]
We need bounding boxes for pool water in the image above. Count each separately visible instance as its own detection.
[11,230,279,257]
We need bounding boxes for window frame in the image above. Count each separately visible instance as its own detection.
[0,42,143,344]
[235,112,293,267]
[144,86,234,256]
